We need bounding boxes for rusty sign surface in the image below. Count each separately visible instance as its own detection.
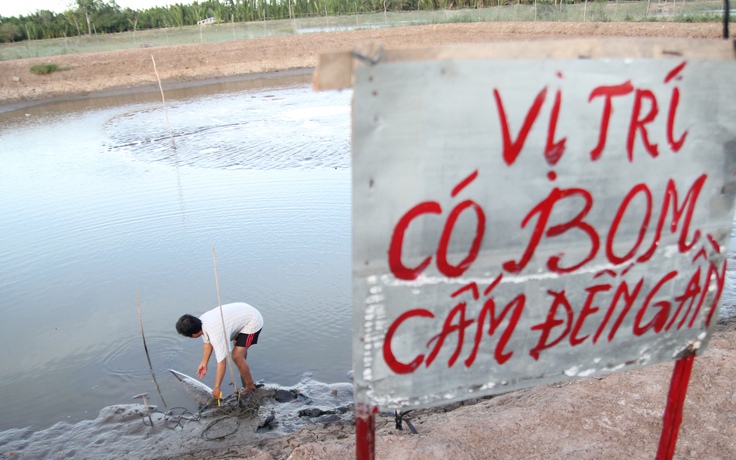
[351,57,736,410]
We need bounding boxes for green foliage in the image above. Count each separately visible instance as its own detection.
[446,11,477,22]
[590,3,610,22]
[29,63,71,75]
[674,12,731,23]
[639,11,732,23]
[0,21,24,42]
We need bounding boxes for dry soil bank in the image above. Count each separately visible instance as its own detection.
[0,22,726,105]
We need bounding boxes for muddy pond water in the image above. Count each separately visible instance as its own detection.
[2,72,736,437]
[0,73,353,432]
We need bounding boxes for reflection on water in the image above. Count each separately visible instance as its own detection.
[0,77,353,431]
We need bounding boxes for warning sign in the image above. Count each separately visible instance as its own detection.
[350,53,736,410]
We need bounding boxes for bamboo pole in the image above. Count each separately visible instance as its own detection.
[151,55,177,150]
[212,244,240,397]
[136,291,167,408]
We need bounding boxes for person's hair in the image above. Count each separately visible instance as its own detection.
[176,314,202,337]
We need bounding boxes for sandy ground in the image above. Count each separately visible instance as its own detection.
[1,21,734,459]
[281,321,736,460]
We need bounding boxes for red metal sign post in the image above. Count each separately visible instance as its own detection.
[657,353,696,459]
[355,403,376,460]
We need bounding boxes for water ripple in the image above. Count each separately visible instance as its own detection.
[104,85,351,170]
[102,334,183,381]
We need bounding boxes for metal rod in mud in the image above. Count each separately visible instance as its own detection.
[137,291,167,408]
[212,244,240,397]
[151,54,177,150]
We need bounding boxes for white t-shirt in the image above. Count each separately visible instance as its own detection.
[200,302,264,363]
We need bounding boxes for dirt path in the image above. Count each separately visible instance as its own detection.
[0,22,725,105]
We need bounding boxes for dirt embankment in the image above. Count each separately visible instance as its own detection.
[0,22,726,105]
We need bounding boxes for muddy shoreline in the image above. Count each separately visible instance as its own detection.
[2,320,734,459]
[0,67,313,114]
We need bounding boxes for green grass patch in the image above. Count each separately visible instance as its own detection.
[445,12,478,23]
[29,63,71,75]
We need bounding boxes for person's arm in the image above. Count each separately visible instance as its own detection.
[197,342,213,378]
[212,359,227,399]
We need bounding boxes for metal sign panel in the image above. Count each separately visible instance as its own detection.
[352,58,736,410]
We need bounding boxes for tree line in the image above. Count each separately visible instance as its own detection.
[0,0,578,42]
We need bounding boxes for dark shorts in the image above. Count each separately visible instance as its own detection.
[234,328,261,348]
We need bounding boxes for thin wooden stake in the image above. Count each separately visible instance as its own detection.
[656,354,696,460]
[136,291,167,408]
[212,244,240,396]
[151,55,176,150]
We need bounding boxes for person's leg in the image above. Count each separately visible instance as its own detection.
[232,330,261,392]
[232,345,255,391]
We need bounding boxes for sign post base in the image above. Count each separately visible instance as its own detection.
[355,404,376,460]
[657,354,696,460]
